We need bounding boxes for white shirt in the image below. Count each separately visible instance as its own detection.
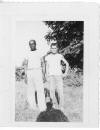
[45,53,63,76]
[26,50,43,69]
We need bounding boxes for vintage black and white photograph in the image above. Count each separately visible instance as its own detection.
[15,21,84,122]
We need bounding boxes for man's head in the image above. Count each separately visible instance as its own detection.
[29,40,36,51]
[50,43,58,54]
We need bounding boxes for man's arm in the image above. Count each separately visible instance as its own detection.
[22,58,28,67]
[41,56,47,83]
[22,58,28,74]
[61,56,69,77]
[44,56,49,82]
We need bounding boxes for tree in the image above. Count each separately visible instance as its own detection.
[44,21,84,70]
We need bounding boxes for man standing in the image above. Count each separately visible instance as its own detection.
[23,40,46,112]
[45,43,69,111]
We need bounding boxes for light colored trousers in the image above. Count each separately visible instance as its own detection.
[27,69,46,112]
[48,75,64,109]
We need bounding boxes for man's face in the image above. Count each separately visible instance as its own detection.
[51,45,58,54]
[29,41,36,51]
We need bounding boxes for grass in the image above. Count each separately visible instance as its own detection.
[15,69,83,122]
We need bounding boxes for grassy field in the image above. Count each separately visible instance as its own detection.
[15,69,83,122]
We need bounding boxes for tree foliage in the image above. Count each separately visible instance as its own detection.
[44,21,84,70]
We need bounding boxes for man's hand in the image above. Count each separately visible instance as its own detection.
[62,73,67,78]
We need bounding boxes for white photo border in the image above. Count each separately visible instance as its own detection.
[0,2,99,127]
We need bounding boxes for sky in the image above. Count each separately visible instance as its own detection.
[15,21,50,66]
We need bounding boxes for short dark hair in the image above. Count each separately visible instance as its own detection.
[51,43,58,48]
[29,40,36,45]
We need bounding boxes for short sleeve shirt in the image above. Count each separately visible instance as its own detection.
[26,50,44,69]
[45,53,63,75]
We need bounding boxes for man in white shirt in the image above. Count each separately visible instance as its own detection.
[23,40,46,112]
[45,43,69,111]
